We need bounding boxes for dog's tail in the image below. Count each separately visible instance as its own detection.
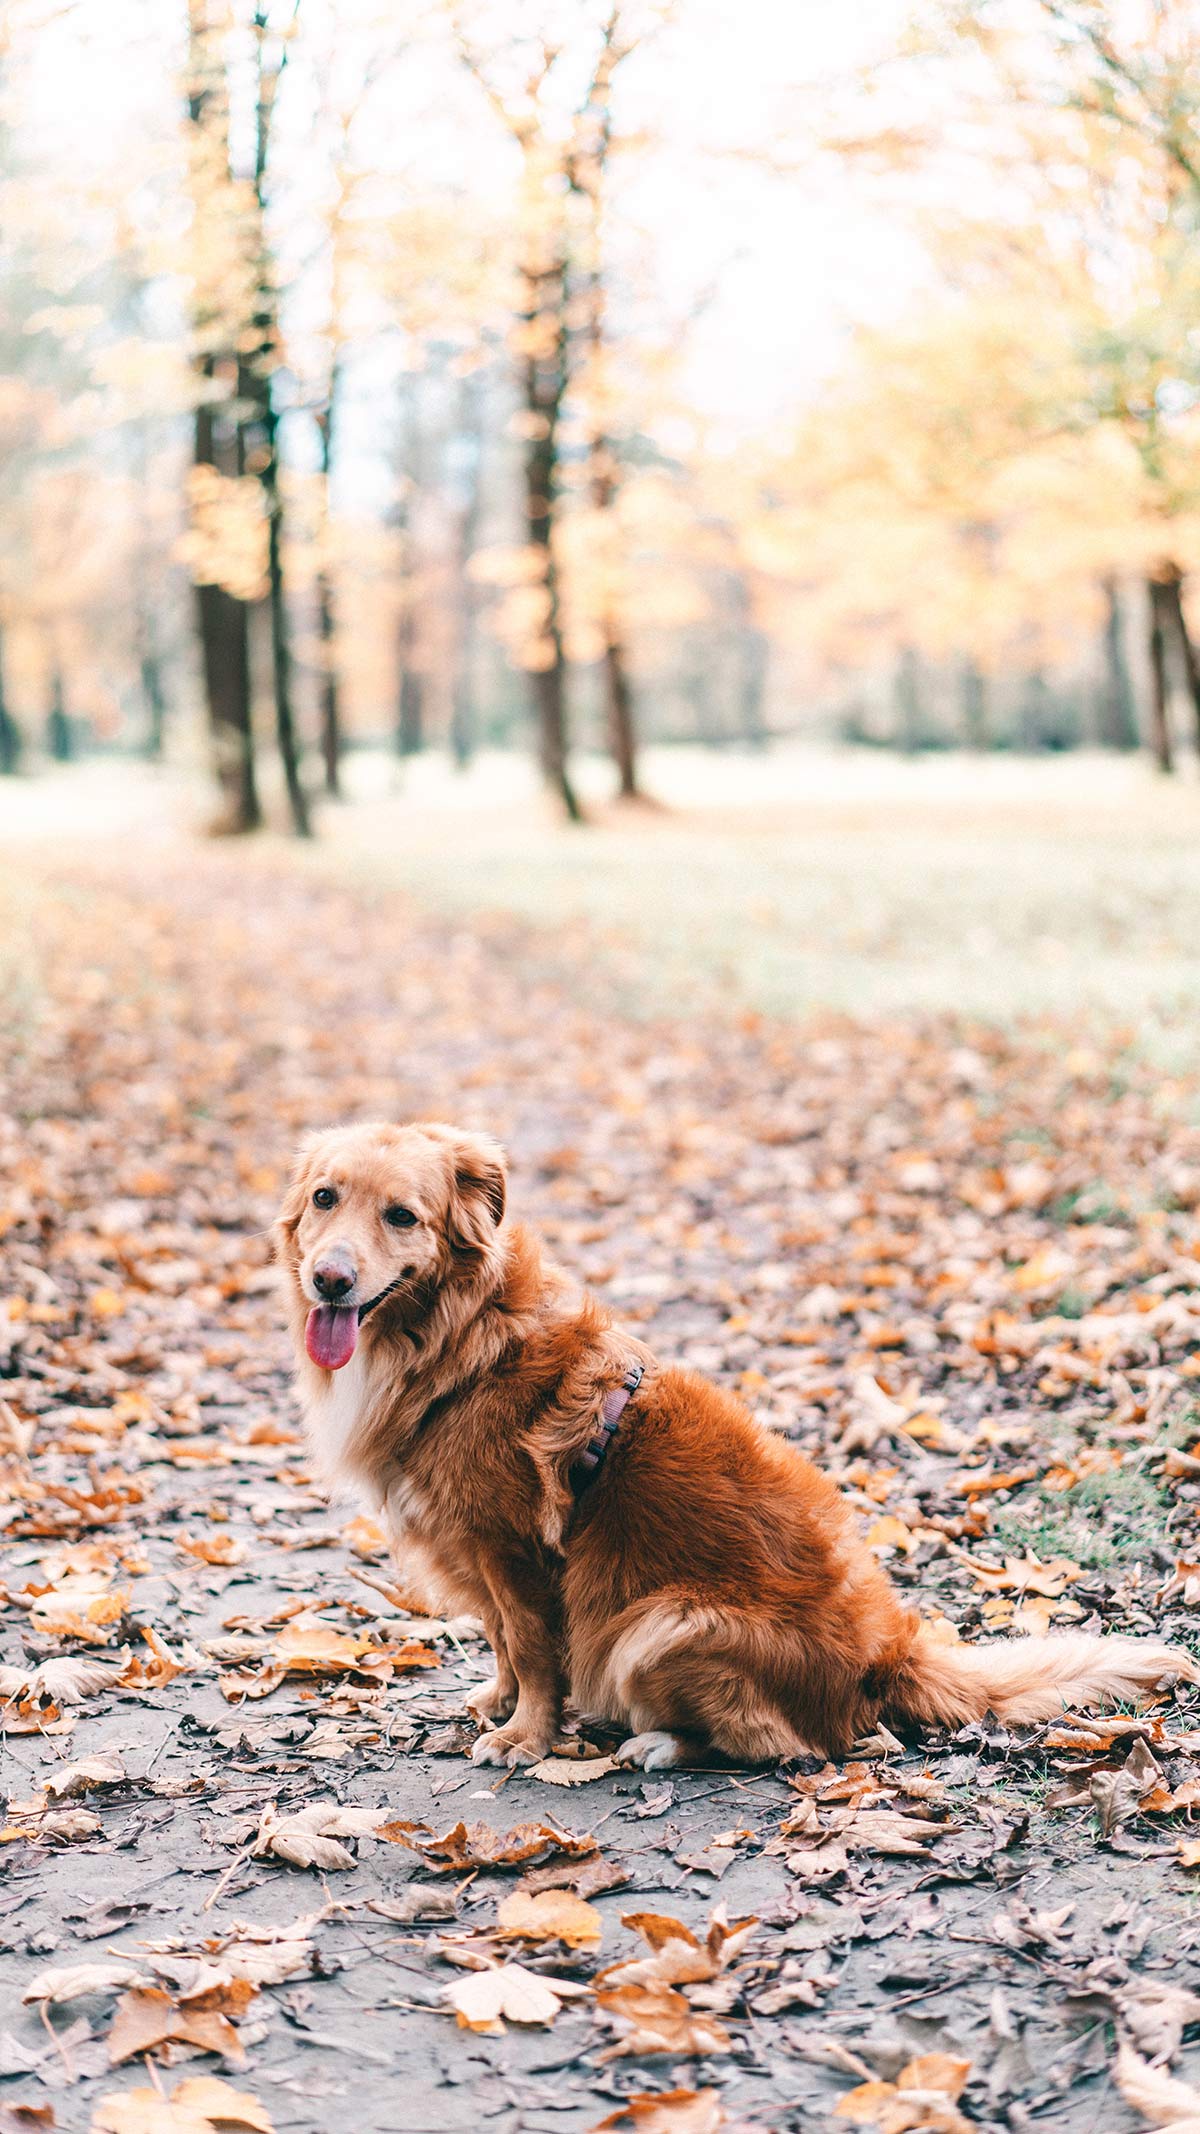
[887,1623,1196,1730]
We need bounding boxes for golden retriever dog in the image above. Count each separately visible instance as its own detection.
[273,1120,1196,1770]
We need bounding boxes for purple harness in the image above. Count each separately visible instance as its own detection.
[571,1361,644,1498]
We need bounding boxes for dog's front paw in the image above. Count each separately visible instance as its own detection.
[616,1730,684,1771]
[470,1723,550,1768]
[466,1674,517,1724]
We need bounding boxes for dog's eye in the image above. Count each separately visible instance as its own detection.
[383,1204,417,1229]
[312,1186,338,1210]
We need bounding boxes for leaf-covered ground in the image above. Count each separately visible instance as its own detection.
[3,841,1200,2134]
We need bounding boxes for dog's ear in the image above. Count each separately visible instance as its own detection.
[447,1133,507,1255]
[272,1139,319,1266]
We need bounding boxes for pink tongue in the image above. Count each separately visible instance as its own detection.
[305,1304,359,1370]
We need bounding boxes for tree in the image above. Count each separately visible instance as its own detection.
[447,364,487,768]
[454,5,662,818]
[566,7,647,800]
[185,0,262,833]
[926,0,1200,763]
[0,622,20,775]
[249,2,310,838]
[1097,578,1138,750]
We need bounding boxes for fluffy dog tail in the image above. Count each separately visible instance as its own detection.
[888,1624,1197,1730]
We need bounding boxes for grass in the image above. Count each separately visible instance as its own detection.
[991,1468,1173,1571]
[7,745,1200,1046]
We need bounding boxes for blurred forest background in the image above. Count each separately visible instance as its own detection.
[3,0,1200,830]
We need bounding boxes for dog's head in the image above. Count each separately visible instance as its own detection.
[273,1121,507,1371]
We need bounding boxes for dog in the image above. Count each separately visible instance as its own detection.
[273,1120,1196,1770]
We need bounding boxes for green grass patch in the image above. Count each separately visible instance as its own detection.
[991,1467,1170,1571]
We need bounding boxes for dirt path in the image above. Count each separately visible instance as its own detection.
[2,849,1200,2133]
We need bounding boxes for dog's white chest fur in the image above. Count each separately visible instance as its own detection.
[300,1361,456,1612]
[303,1352,372,1500]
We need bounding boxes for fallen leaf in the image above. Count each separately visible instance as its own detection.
[367,1889,458,1924]
[836,2053,973,2132]
[600,1907,757,1990]
[595,1983,732,2060]
[177,1531,246,1567]
[0,1653,129,1712]
[954,1549,1080,1597]
[41,1754,125,1800]
[106,1985,244,2067]
[866,1515,917,1555]
[251,1801,389,1871]
[589,2092,727,2133]
[842,1374,909,1453]
[495,1889,603,1947]
[446,1962,590,2033]
[527,1754,619,1785]
[393,1819,598,1872]
[1093,1738,1166,1838]
[23,1959,145,2005]
[90,2075,275,2134]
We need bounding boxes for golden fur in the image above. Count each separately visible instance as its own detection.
[273,1121,1196,1770]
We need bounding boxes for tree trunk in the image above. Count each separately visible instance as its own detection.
[739,614,769,751]
[1020,669,1051,749]
[960,658,989,748]
[568,17,639,803]
[397,650,424,757]
[522,244,581,822]
[605,637,638,796]
[1157,568,1200,756]
[138,607,168,758]
[1098,578,1138,749]
[315,566,341,797]
[251,11,310,840]
[263,433,311,837]
[195,578,258,827]
[0,623,20,774]
[187,6,259,834]
[895,646,922,752]
[448,375,484,773]
[1147,576,1175,773]
[315,384,342,799]
[46,666,72,761]
[393,375,427,763]
[524,447,580,817]
[589,361,640,794]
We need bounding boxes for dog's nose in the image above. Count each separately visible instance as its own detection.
[313,1255,356,1301]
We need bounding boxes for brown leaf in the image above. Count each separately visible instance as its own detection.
[106,1986,245,2067]
[495,1889,603,1947]
[177,1531,247,1566]
[836,2054,973,2132]
[595,1984,732,2060]
[41,1754,125,1801]
[589,2092,728,2133]
[1092,1738,1165,1838]
[90,2076,275,2134]
[600,1907,756,1990]
[519,1853,630,1899]
[527,1753,619,1785]
[393,1818,598,1872]
[251,1801,389,1871]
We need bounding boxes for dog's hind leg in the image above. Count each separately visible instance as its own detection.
[615,1729,696,1770]
[606,1602,812,1768]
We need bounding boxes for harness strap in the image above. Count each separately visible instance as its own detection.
[571,1360,643,1499]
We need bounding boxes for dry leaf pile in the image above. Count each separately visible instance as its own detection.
[3,849,1200,2129]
